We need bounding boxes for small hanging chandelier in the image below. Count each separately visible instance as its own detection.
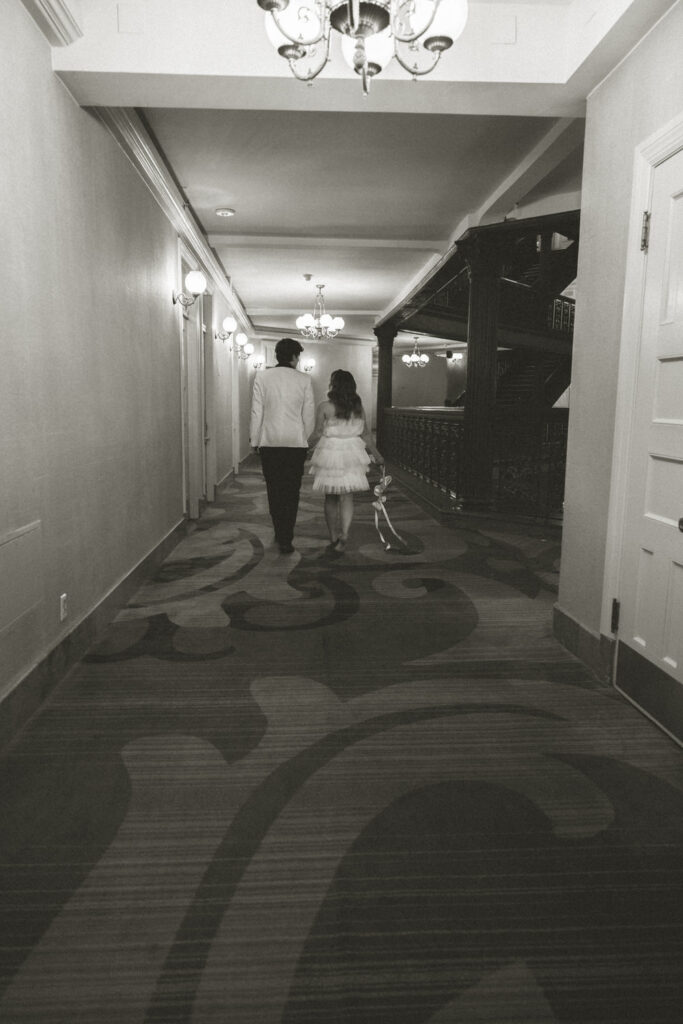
[296,283,344,339]
[402,338,430,368]
[257,0,469,96]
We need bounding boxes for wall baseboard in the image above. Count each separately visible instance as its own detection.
[553,603,614,684]
[614,642,683,749]
[0,520,187,754]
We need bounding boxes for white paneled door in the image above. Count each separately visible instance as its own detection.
[616,146,683,735]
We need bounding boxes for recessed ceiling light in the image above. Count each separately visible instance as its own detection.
[215,207,236,217]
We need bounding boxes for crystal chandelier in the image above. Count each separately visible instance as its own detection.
[296,283,344,339]
[258,0,469,95]
[402,338,430,368]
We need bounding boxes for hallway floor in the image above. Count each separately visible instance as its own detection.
[2,462,683,1023]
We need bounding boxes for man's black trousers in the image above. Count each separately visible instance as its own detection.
[258,447,308,547]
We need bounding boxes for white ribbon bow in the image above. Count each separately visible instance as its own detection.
[371,473,405,551]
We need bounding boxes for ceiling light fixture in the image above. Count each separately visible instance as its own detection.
[296,282,344,339]
[215,207,236,217]
[258,0,468,96]
[402,338,430,368]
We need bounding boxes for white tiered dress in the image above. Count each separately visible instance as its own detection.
[309,415,371,494]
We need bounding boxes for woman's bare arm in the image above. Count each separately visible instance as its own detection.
[360,407,384,464]
[308,400,334,447]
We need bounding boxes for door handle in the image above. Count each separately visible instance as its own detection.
[679,518,683,533]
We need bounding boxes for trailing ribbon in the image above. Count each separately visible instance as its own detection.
[371,473,405,551]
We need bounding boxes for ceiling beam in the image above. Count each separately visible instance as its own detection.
[253,325,375,347]
[249,308,383,316]
[208,235,446,251]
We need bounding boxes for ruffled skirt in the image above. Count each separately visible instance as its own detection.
[309,435,371,494]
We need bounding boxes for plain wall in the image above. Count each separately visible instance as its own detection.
[0,2,193,698]
[304,341,374,421]
[392,352,449,407]
[557,0,683,636]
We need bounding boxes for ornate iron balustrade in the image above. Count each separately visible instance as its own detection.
[383,406,569,520]
[492,407,568,519]
[383,408,465,499]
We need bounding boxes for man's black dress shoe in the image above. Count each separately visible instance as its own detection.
[279,543,295,554]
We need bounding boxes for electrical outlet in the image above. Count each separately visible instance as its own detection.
[59,593,68,621]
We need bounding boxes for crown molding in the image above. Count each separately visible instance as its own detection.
[21,0,83,46]
[94,107,251,330]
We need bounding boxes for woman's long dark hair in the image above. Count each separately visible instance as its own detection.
[328,369,362,420]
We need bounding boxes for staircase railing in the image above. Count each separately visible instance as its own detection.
[383,408,465,500]
[492,407,568,519]
[383,406,568,521]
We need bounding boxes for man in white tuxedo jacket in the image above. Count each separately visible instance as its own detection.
[250,337,315,553]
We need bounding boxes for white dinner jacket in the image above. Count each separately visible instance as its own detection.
[250,365,315,448]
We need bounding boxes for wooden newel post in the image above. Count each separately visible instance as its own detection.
[460,238,502,510]
[373,325,396,454]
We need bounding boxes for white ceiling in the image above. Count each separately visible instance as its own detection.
[46,0,678,347]
[145,107,561,339]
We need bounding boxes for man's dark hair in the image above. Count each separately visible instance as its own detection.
[275,337,304,365]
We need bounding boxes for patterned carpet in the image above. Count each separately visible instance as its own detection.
[1,460,682,1023]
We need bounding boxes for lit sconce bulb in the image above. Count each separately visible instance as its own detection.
[301,357,315,373]
[233,332,253,360]
[173,269,208,308]
[185,270,207,296]
[215,314,238,342]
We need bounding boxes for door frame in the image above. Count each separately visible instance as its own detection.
[203,292,217,503]
[177,240,207,519]
[601,111,683,694]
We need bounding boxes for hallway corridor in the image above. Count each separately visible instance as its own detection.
[1,464,683,1023]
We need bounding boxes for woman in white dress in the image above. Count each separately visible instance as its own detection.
[308,370,384,553]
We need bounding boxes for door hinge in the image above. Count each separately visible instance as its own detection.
[640,211,651,252]
[611,598,620,634]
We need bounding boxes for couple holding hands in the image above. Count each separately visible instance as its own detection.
[250,337,384,555]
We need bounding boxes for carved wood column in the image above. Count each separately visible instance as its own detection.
[373,325,396,453]
[461,238,502,509]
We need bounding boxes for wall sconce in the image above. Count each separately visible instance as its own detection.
[251,355,265,371]
[234,332,255,360]
[215,315,237,341]
[301,357,315,373]
[173,270,207,308]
